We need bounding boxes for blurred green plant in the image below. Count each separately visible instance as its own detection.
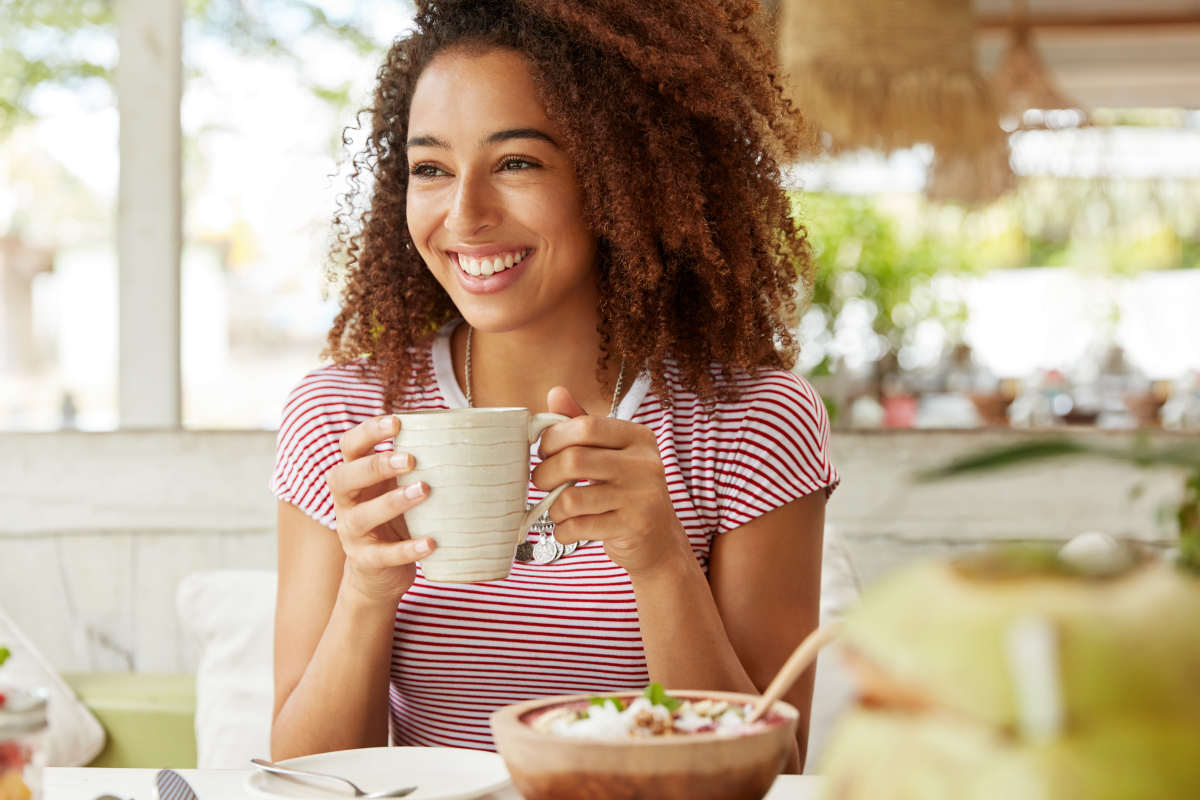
[0,0,394,135]
[0,0,114,133]
[917,437,1200,575]
[793,192,974,383]
[1183,238,1200,271]
[1003,174,1200,273]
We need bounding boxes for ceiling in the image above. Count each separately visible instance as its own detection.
[974,0,1200,108]
[766,0,1200,109]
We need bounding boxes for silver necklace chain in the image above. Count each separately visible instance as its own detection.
[464,325,625,412]
[464,324,625,564]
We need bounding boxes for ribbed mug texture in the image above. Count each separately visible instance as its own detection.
[396,408,568,582]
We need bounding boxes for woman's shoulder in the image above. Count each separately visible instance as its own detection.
[658,361,828,426]
[718,367,827,419]
[283,361,386,412]
[698,366,839,505]
[276,361,386,438]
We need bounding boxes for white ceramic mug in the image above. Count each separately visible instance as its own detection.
[395,407,571,582]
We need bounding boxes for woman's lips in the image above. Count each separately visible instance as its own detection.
[449,249,533,295]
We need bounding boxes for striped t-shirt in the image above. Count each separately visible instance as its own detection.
[271,320,839,750]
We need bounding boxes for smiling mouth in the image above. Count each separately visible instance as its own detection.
[452,248,533,278]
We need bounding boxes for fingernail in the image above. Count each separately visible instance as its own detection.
[415,539,433,555]
[390,453,411,470]
[404,482,425,499]
[379,416,395,431]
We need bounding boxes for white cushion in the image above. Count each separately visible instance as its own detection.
[0,605,106,767]
[177,570,276,769]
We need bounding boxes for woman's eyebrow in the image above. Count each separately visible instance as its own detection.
[407,134,448,149]
[406,128,557,150]
[483,128,557,147]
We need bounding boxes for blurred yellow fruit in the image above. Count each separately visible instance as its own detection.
[0,769,31,800]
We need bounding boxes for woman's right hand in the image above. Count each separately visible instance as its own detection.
[326,414,433,605]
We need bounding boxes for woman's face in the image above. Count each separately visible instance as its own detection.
[405,46,598,334]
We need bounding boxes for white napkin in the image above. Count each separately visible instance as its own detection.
[0,604,106,766]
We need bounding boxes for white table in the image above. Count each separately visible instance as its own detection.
[47,768,824,799]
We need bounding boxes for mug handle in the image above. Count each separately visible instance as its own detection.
[518,413,573,546]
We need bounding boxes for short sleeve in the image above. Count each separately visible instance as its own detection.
[269,366,385,530]
[715,372,839,534]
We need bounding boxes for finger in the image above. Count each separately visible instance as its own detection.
[547,484,621,525]
[547,385,587,418]
[339,414,399,461]
[553,511,619,545]
[350,535,436,570]
[328,450,416,502]
[538,415,641,458]
[340,481,428,539]
[532,445,621,489]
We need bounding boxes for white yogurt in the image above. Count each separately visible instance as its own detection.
[532,695,760,740]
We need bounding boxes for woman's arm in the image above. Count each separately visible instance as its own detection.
[271,501,394,758]
[630,491,825,773]
[271,412,435,759]
[710,491,825,767]
[535,387,828,772]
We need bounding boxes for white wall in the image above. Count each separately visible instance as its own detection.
[0,429,1188,672]
[1,431,276,672]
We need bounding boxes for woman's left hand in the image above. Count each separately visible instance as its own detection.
[531,386,693,576]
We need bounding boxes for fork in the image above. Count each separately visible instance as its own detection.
[250,758,418,798]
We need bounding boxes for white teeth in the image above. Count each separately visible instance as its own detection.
[456,249,529,278]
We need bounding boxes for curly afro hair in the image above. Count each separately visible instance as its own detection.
[325,0,813,408]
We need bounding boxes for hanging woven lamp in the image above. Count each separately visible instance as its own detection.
[990,0,1081,128]
[925,137,1015,205]
[779,0,1012,203]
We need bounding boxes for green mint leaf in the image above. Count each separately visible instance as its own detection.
[642,682,681,711]
[0,646,9,667]
[588,695,624,712]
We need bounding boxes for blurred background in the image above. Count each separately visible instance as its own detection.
[2,0,1198,777]
[2,0,1199,432]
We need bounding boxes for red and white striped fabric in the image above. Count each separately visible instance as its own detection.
[271,320,839,750]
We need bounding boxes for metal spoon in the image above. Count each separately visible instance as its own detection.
[250,758,417,798]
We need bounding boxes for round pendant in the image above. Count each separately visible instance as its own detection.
[517,506,587,564]
[531,531,561,564]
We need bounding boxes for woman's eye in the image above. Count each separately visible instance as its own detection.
[409,164,447,178]
[499,157,538,171]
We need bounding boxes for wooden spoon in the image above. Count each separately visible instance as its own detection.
[746,621,842,723]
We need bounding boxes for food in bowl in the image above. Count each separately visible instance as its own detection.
[491,685,797,800]
[529,683,779,739]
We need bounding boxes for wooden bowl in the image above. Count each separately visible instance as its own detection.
[489,690,798,800]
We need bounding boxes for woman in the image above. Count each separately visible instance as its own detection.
[270,0,838,772]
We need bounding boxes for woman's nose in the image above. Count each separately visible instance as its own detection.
[444,175,500,237]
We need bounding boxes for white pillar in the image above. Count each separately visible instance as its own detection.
[116,0,182,428]
[0,237,53,373]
